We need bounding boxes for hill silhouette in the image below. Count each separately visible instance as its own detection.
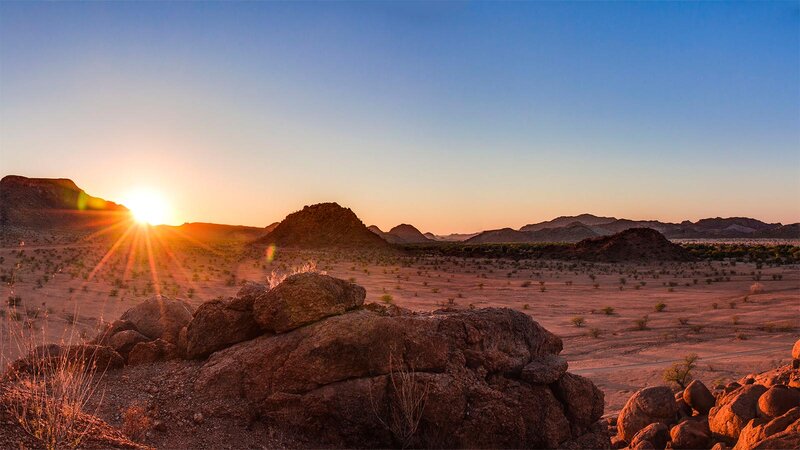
[0,175,128,229]
[569,228,694,262]
[254,203,389,249]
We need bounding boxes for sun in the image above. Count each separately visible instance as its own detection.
[122,188,171,225]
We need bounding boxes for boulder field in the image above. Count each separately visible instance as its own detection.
[610,342,800,450]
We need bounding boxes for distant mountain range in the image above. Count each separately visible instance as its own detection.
[368,224,431,244]
[464,214,799,243]
[3,176,797,245]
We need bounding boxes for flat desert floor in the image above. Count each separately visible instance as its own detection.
[1,232,798,415]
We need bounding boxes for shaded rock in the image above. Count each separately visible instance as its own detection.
[709,384,768,442]
[757,385,800,418]
[618,386,679,441]
[734,407,800,450]
[629,422,669,450]
[751,416,800,449]
[107,329,150,357]
[120,295,194,345]
[194,306,596,448]
[185,285,265,359]
[127,339,181,366]
[521,354,568,384]
[553,372,605,436]
[670,418,711,449]
[252,273,366,333]
[684,379,716,415]
[93,319,137,346]
[610,434,628,449]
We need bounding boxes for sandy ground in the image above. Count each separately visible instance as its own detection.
[1,230,798,417]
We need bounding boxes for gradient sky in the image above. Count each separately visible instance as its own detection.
[1,1,798,232]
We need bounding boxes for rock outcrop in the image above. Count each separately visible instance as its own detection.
[95,295,195,363]
[184,283,265,358]
[169,273,609,448]
[614,339,800,450]
[252,272,366,333]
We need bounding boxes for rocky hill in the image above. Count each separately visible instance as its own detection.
[254,203,389,249]
[0,175,128,229]
[568,228,694,262]
[387,224,431,243]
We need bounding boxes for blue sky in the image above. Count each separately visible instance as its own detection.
[1,1,798,231]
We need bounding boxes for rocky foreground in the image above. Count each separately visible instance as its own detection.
[609,342,800,450]
[1,272,798,449]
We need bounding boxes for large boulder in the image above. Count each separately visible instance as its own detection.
[684,379,716,415]
[107,329,150,357]
[252,272,365,333]
[185,283,266,359]
[195,305,605,448]
[670,418,711,449]
[757,385,800,418]
[629,422,669,450]
[792,340,800,360]
[733,407,799,450]
[120,295,194,345]
[751,417,800,449]
[709,384,768,442]
[617,386,679,442]
[127,339,181,366]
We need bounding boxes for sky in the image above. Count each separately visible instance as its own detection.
[1,1,798,232]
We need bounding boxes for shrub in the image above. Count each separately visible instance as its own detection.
[571,317,585,327]
[380,294,394,304]
[121,404,151,440]
[634,315,649,331]
[602,306,615,315]
[663,354,698,389]
[588,328,601,338]
[654,302,666,312]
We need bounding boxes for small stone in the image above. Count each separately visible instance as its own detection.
[193,412,204,424]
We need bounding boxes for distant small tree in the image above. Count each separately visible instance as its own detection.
[663,354,698,389]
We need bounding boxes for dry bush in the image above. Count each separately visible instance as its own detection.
[750,282,765,295]
[266,260,323,289]
[371,353,430,449]
[3,346,105,450]
[121,403,151,441]
[663,353,698,389]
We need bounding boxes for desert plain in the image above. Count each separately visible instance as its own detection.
[2,227,797,418]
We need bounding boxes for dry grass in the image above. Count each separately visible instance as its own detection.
[370,352,430,449]
[1,300,107,450]
[266,260,322,289]
[3,345,105,450]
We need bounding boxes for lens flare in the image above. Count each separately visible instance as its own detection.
[121,188,171,225]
